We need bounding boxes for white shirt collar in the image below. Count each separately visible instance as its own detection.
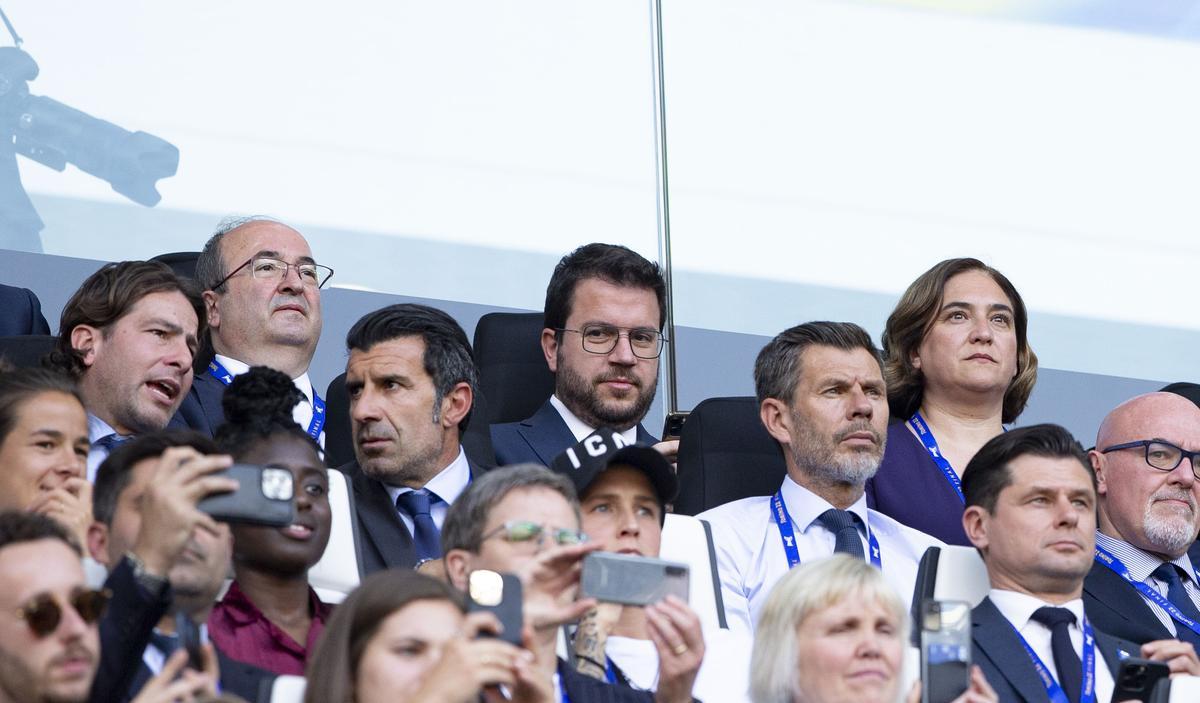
[1095,530,1199,585]
[779,474,872,536]
[213,353,314,405]
[989,588,1086,630]
[88,413,118,443]
[385,446,471,505]
[549,394,639,445]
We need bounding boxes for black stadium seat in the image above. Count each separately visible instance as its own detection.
[0,334,56,368]
[150,251,201,282]
[323,372,497,470]
[472,312,554,425]
[674,396,787,516]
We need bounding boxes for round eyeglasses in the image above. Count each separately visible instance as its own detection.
[557,324,667,359]
[1099,439,1200,480]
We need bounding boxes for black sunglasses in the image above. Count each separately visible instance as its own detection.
[16,588,111,638]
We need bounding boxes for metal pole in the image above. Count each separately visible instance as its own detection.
[649,0,678,415]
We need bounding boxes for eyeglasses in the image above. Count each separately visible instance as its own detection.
[481,520,587,548]
[212,256,334,290]
[557,324,667,359]
[1099,439,1200,479]
[16,588,111,638]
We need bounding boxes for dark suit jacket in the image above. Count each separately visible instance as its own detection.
[972,597,1137,703]
[0,283,50,336]
[1083,559,1177,645]
[559,660,656,702]
[168,372,227,437]
[865,420,970,546]
[340,453,485,576]
[90,557,172,703]
[490,399,658,467]
[122,650,274,703]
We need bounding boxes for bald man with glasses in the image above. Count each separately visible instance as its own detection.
[1084,391,1200,651]
[171,215,333,446]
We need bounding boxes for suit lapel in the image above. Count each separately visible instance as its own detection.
[515,400,577,466]
[348,464,416,570]
[973,598,1052,703]
[1083,563,1173,641]
[635,422,659,445]
[194,374,227,435]
[1094,629,1137,675]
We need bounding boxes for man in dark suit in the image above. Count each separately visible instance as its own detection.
[341,304,484,575]
[491,244,667,467]
[0,282,50,335]
[961,424,1199,703]
[1083,392,1200,649]
[171,216,330,446]
[86,431,273,703]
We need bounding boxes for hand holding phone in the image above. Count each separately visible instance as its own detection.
[1111,657,1170,703]
[467,570,524,646]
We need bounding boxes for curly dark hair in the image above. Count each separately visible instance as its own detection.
[214,366,317,458]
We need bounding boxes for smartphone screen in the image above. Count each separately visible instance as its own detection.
[920,600,971,703]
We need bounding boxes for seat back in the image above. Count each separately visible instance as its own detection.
[308,468,362,603]
[659,513,729,630]
[1158,674,1200,703]
[909,545,990,644]
[266,675,306,703]
[0,334,56,368]
[323,372,496,470]
[472,312,554,424]
[150,251,201,281]
[674,396,786,515]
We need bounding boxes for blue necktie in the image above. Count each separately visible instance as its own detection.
[396,489,442,561]
[1152,562,1200,647]
[148,629,180,659]
[1031,607,1082,703]
[816,508,865,560]
[95,433,132,452]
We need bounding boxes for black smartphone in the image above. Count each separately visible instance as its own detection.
[662,411,689,441]
[196,464,294,527]
[175,612,204,671]
[920,599,971,703]
[467,570,523,646]
[580,552,689,607]
[1111,657,1170,703]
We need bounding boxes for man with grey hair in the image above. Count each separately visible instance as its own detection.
[1084,391,1200,649]
[170,216,332,446]
[698,321,942,636]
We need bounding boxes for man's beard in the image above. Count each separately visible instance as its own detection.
[788,412,885,488]
[555,362,657,431]
[1142,489,1200,556]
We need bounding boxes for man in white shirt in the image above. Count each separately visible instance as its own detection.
[171,215,330,447]
[491,243,668,466]
[961,422,1198,702]
[1083,392,1200,650]
[50,261,203,481]
[698,321,942,636]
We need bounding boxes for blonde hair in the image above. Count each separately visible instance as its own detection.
[748,555,907,703]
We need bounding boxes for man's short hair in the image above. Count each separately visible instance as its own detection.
[93,429,220,526]
[754,321,882,406]
[52,261,205,378]
[543,243,667,332]
[345,304,478,433]
[962,423,1093,514]
[195,215,282,293]
[442,464,579,554]
[0,510,81,555]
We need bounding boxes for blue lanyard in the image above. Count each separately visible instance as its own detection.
[560,677,572,703]
[208,360,326,441]
[907,412,965,503]
[604,657,618,685]
[1009,615,1096,703]
[771,491,882,569]
[1094,545,1200,638]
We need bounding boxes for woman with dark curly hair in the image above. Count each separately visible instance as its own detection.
[866,258,1038,545]
[206,366,333,675]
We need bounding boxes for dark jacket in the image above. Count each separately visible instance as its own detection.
[490,398,657,467]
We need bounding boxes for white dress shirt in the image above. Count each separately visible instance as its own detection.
[87,413,120,482]
[989,589,1115,702]
[1095,530,1200,637]
[550,395,639,445]
[606,624,753,703]
[212,354,325,450]
[697,474,944,635]
[384,447,471,535]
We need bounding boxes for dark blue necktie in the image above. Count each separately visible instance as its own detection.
[1152,562,1200,647]
[816,509,865,560]
[1031,607,1082,703]
[148,629,180,659]
[396,489,442,561]
[95,433,132,452]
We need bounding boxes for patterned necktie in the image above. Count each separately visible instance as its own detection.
[1031,606,1082,703]
[396,489,442,561]
[816,508,865,560]
[1151,562,1200,647]
[94,433,132,452]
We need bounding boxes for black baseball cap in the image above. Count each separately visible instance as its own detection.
[549,428,678,517]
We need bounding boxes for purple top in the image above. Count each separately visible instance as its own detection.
[208,580,332,676]
[865,420,970,546]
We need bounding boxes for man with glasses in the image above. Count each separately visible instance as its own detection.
[0,511,106,703]
[1084,391,1200,649]
[491,243,669,467]
[172,216,332,447]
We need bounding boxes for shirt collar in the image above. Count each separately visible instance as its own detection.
[385,446,470,505]
[1095,530,1199,585]
[88,413,117,443]
[779,474,871,535]
[990,588,1086,630]
[549,394,638,445]
[220,580,331,627]
[214,354,314,405]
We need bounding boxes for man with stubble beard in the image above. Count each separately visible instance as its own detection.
[1083,391,1200,651]
[341,304,485,574]
[697,321,943,637]
[491,243,671,467]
